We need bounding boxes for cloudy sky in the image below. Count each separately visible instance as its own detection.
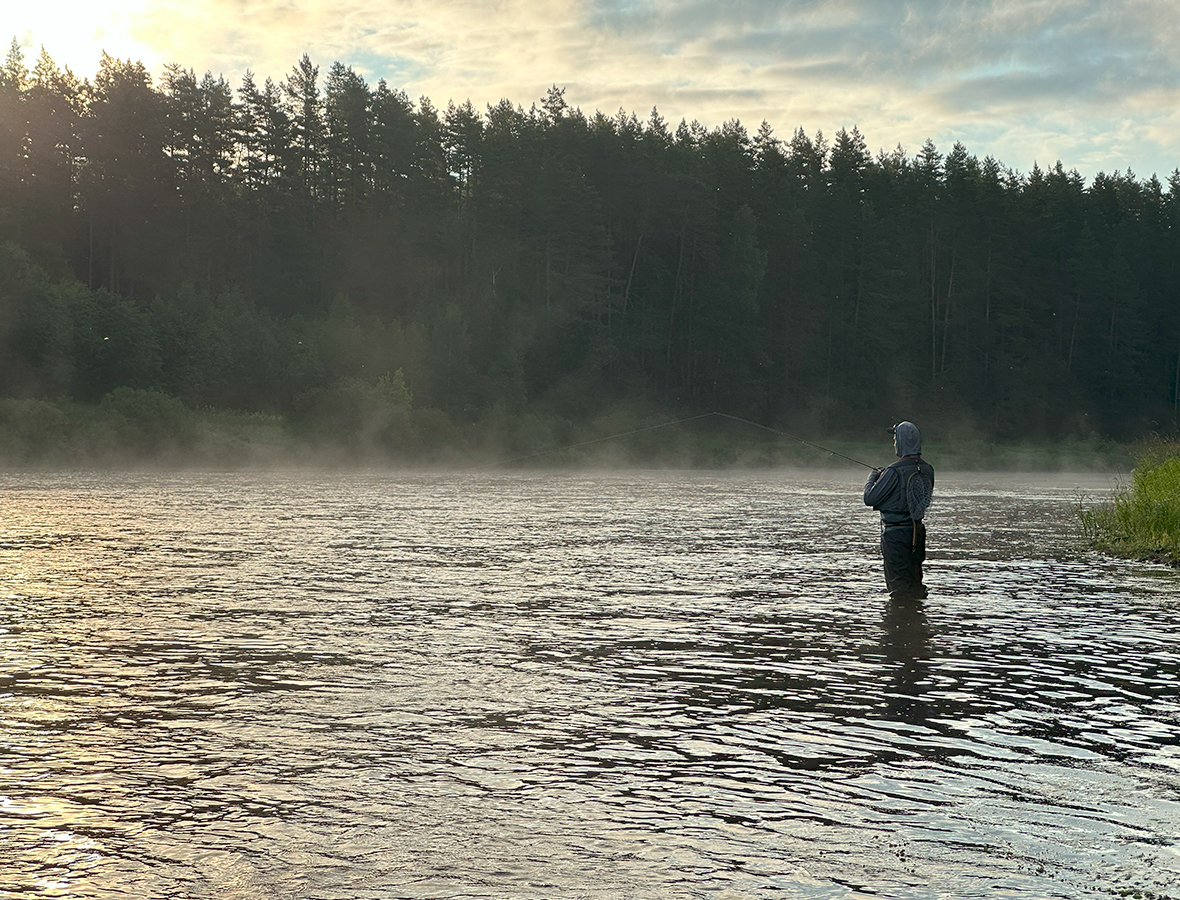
[8,0,1180,180]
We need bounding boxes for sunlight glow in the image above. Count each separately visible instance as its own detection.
[2,0,1177,178]
[7,1,157,76]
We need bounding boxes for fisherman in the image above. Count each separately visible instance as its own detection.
[864,421,935,602]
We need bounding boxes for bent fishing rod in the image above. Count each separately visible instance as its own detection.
[486,411,879,470]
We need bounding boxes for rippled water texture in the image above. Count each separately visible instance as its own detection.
[1,470,1177,899]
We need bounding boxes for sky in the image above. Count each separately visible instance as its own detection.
[5,0,1180,181]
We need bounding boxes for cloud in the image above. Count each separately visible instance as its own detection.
[8,0,1180,177]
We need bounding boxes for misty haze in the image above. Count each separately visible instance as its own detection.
[2,8,1179,899]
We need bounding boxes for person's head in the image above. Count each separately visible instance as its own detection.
[889,421,922,457]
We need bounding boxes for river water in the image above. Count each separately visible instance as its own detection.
[0,470,1176,899]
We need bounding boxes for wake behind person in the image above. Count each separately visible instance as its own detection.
[863,422,935,602]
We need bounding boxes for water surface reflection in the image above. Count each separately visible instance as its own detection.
[0,470,1176,898]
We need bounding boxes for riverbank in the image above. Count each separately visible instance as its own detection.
[1078,441,1180,566]
[0,391,1142,473]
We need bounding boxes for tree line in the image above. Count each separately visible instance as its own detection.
[1,40,1179,459]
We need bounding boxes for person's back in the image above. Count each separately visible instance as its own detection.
[864,422,934,601]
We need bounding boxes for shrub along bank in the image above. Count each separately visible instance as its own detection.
[1079,441,1180,566]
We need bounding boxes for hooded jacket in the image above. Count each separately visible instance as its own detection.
[864,421,935,525]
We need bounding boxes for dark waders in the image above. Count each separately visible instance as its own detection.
[881,521,927,601]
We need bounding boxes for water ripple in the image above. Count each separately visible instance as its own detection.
[1,470,1176,898]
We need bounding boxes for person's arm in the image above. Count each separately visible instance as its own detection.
[863,466,896,507]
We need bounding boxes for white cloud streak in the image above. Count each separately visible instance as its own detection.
[7,0,1180,177]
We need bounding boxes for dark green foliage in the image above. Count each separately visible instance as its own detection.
[2,41,1180,466]
[98,387,196,455]
[293,370,416,458]
[0,398,71,461]
[0,392,296,466]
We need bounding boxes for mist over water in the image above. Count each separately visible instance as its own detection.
[1,470,1176,899]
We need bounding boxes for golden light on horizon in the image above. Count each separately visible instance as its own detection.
[3,0,1178,180]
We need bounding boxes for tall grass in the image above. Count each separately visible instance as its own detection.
[1079,441,1180,565]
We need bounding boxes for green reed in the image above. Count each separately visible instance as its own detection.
[1078,441,1180,565]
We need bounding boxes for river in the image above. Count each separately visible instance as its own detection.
[1,470,1176,899]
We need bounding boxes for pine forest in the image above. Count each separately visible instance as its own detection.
[1,43,1179,464]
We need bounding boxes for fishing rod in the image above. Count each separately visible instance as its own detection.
[486,411,879,470]
[707,412,879,470]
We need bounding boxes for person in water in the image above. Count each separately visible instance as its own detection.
[863,421,935,602]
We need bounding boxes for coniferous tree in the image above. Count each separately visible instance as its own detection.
[2,41,1180,445]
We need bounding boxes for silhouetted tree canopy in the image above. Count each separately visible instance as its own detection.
[2,43,1179,452]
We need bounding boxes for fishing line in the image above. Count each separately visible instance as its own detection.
[707,412,879,470]
[485,411,879,470]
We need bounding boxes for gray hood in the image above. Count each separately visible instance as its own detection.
[891,421,922,457]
